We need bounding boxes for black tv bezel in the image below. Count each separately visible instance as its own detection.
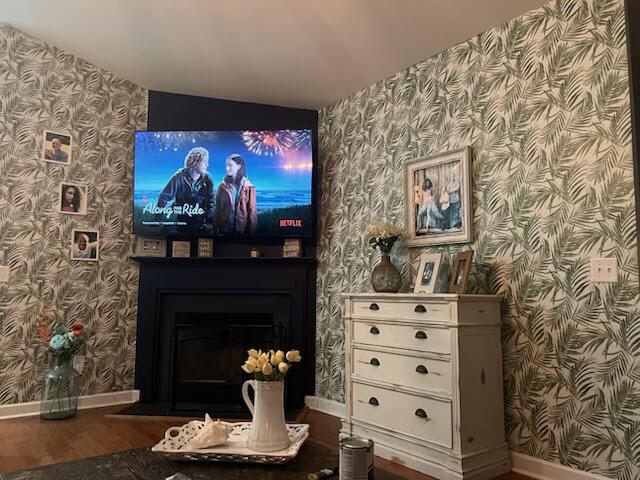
[131,129,317,241]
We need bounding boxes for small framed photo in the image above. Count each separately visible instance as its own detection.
[404,147,472,247]
[43,131,72,165]
[59,182,87,215]
[198,238,214,257]
[414,253,443,294]
[282,238,302,258]
[171,240,191,258]
[448,250,474,294]
[71,229,99,261]
[135,236,166,257]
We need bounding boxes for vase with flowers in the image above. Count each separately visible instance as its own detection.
[240,348,302,452]
[366,220,405,292]
[37,309,85,420]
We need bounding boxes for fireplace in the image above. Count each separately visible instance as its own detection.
[131,257,316,418]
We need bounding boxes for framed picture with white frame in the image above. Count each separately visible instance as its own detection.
[414,252,443,294]
[404,147,473,247]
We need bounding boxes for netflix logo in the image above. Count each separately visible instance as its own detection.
[280,219,303,228]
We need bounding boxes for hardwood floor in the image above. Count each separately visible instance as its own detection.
[0,406,531,479]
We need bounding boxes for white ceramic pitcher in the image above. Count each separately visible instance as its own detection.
[241,380,290,452]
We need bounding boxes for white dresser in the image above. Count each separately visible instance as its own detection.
[341,293,510,480]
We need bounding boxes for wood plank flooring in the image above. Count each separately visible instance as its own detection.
[0,406,531,479]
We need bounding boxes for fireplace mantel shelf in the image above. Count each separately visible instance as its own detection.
[131,256,317,266]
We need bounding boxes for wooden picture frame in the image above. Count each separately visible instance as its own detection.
[414,252,443,294]
[197,238,214,257]
[404,147,473,247]
[135,236,166,257]
[448,250,474,294]
[282,238,302,257]
[171,240,191,258]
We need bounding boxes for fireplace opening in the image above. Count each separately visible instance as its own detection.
[171,312,287,413]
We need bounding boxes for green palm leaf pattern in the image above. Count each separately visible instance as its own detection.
[317,0,639,477]
[0,24,147,405]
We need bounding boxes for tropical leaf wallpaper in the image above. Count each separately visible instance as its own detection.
[0,25,147,404]
[317,0,639,477]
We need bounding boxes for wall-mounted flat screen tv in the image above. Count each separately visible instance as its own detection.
[133,130,314,237]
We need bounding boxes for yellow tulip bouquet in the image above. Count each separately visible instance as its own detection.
[241,349,302,381]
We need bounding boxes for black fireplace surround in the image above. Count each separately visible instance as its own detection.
[133,257,316,418]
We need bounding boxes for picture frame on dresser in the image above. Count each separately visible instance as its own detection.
[414,252,442,294]
[448,250,474,294]
[404,147,472,247]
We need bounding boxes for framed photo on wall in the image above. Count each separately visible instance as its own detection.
[71,229,99,261]
[404,147,472,247]
[58,182,87,215]
[414,253,443,294]
[448,250,474,294]
[43,130,72,165]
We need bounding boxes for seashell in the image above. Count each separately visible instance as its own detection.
[184,414,233,449]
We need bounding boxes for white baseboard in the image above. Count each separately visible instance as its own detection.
[304,395,346,418]
[511,452,609,480]
[0,390,140,420]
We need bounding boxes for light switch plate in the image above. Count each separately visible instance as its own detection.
[590,258,617,283]
[0,266,9,283]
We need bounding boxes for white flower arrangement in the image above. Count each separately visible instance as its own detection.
[241,348,302,381]
[366,220,405,254]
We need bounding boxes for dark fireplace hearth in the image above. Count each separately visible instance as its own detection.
[129,257,316,418]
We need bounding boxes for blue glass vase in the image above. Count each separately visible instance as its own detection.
[40,354,79,420]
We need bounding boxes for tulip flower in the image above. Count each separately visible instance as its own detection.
[262,362,273,376]
[248,349,259,359]
[286,350,302,362]
[278,362,289,374]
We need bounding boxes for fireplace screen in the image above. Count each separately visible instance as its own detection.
[171,313,287,413]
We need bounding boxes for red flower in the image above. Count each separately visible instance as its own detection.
[71,323,84,330]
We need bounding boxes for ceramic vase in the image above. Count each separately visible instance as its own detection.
[371,254,402,292]
[40,354,79,420]
[241,380,290,452]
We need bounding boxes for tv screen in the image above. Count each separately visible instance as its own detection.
[133,130,314,237]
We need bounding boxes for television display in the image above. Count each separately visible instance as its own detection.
[133,130,313,237]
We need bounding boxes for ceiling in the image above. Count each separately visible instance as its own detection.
[2,0,550,109]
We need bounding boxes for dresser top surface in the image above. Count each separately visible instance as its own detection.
[341,292,503,303]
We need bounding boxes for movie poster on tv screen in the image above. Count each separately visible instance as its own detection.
[133,130,313,237]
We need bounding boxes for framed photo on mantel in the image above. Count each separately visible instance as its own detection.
[171,240,191,258]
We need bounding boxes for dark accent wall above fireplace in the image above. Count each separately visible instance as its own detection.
[133,257,316,417]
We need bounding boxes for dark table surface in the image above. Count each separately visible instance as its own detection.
[0,440,406,480]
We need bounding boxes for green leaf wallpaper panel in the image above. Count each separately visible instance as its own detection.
[316,0,640,477]
[0,25,147,404]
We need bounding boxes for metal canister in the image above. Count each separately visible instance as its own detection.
[339,437,374,480]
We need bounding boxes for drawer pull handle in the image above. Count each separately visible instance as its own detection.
[415,365,428,374]
[370,358,380,366]
[370,326,380,335]
[414,304,427,313]
[415,330,428,339]
[415,408,428,419]
[369,303,380,311]
[369,397,379,406]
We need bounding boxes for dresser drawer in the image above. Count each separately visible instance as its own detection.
[352,382,452,448]
[353,321,450,354]
[353,348,451,393]
[352,299,450,322]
